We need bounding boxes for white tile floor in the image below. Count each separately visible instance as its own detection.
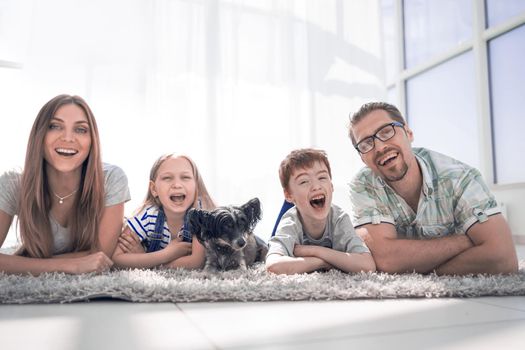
[1,245,524,350]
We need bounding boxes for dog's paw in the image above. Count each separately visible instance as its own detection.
[238,261,248,270]
[203,265,219,273]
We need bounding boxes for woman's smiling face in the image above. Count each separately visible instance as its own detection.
[43,103,92,175]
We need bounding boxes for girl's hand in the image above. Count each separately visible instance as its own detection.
[69,252,113,274]
[118,232,144,254]
[165,239,192,259]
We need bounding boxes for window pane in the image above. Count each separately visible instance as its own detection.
[486,0,525,28]
[489,24,525,184]
[403,0,472,68]
[381,0,398,83]
[387,86,398,105]
[406,50,479,169]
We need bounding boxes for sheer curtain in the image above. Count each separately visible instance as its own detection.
[0,0,384,244]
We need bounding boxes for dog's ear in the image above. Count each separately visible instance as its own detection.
[241,197,262,229]
[187,208,211,243]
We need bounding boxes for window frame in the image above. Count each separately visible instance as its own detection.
[383,0,525,188]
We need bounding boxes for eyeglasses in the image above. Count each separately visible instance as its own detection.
[354,122,405,154]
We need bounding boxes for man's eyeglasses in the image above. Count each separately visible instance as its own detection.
[354,122,405,154]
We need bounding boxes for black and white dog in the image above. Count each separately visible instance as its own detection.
[187,198,268,271]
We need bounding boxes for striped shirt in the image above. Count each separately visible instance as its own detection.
[126,206,173,251]
[349,147,500,239]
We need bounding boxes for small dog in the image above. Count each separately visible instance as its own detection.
[187,197,268,271]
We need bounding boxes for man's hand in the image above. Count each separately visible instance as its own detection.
[356,223,472,274]
[435,214,518,275]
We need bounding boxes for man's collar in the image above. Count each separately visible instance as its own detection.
[415,151,434,198]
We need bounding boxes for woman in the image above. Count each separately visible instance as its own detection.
[0,94,130,274]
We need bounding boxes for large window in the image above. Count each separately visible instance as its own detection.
[403,0,472,69]
[406,51,479,169]
[382,0,525,185]
[489,24,525,184]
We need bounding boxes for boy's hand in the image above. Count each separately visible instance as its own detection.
[293,244,319,258]
[293,245,333,271]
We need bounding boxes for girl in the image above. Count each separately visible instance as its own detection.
[112,154,215,269]
[0,94,130,275]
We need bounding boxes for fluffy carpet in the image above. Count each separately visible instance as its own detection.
[1,261,525,304]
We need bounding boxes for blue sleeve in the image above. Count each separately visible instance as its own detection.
[271,200,294,237]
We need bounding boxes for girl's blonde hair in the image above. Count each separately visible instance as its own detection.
[17,94,105,258]
[137,153,216,214]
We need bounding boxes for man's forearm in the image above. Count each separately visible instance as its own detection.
[376,234,473,273]
[435,213,519,275]
[435,241,518,275]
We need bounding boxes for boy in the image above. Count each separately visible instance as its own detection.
[266,148,375,274]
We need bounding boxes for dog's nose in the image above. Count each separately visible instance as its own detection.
[236,238,246,247]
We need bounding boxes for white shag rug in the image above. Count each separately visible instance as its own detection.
[1,261,525,304]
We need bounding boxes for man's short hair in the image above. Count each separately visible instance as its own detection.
[279,148,332,190]
[348,102,406,145]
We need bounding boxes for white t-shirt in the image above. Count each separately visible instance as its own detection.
[0,163,131,254]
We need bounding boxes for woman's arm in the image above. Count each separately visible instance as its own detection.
[0,209,14,248]
[163,238,206,270]
[52,251,91,258]
[98,203,125,257]
[1,251,113,275]
[0,210,113,275]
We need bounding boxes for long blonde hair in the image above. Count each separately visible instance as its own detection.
[137,154,216,214]
[17,94,105,258]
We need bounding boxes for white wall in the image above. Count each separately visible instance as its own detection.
[0,0,384,245]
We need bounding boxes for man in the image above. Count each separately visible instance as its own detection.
[348,102,518,275]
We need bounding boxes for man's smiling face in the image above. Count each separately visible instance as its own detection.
[351,109,415,183]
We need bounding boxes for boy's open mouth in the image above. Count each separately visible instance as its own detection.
[310,194,325,209]
[170,194,186,203]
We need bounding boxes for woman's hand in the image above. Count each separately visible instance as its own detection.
[69,252,113,274]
